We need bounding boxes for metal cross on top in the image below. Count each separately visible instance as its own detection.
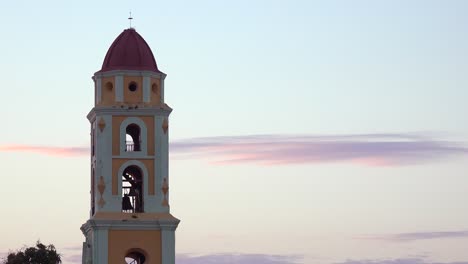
[128,12,133,28]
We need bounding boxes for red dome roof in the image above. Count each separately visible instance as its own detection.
[99,28,160,73]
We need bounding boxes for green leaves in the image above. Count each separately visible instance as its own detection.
[3,241,62,264]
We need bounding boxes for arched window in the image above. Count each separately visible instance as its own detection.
[121,166,144,213]
[125,124,141,152]
[120,118,148,155]
[125,251,146,264]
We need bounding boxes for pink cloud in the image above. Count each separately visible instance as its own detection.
[170,134,468,166]
[0,144,87,157]
[1,133,467,166]
[43,251,301,264]
[176,253,302,264]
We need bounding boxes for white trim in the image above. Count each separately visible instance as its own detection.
[119,117,148,156]
[143,76,150,102]
[115,75,124,102]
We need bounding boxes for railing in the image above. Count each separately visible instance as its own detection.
[125,141,142,152]
[126,141,135,152]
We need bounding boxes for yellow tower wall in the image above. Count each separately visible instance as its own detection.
[100,77,115,105]
[123,76,144,103]
[150,78,161,104]
[108,230,162,264]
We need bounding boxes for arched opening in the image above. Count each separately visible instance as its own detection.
[125,251,146,264]
[125,124,141,152]
[151,83,158,93]
[122,165,144,213]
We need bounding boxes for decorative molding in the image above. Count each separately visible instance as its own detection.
[98,118,106,132]
[97,176,106,208]
[161,178,169,207]
[162,118,168,134]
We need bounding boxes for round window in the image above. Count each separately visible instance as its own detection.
[128,82,137,92]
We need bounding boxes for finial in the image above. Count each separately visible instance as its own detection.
[128,11,133,28]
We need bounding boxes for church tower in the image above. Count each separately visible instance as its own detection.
[81,27,179,264]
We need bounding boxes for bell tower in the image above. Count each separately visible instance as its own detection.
[81,27,179,264]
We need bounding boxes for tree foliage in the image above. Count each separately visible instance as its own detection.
[3,241,61,264]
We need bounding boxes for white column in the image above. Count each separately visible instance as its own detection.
[115,75,124,102]
[160,219,179,264]
[160,76,165,104]
[96,78,102,104]
[93,229,108,264]
[161,230,176,264]
[143,76,151,102]
[155,116,164,212]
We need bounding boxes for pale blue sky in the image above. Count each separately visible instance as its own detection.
[1,1,468,264]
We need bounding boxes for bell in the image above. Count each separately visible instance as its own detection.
[128,187,137,196]
[122,195,133,211]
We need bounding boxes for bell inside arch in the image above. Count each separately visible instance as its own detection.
[128,187,138,196]
[122,194,133,211]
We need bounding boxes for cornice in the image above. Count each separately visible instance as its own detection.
[93,70,167,80]
[87,104,173,122]
[81,218,180,234]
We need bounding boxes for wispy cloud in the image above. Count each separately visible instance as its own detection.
[62,254,82,263]
[55,252,301,264]
[59,246,83,263]
[336,258,468,264]
[357,230,468,242]
[1,133,467,166]
[176,253,302,264]
[0,252,7,263]
[0,144,87,157]
[171,133,468,166]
